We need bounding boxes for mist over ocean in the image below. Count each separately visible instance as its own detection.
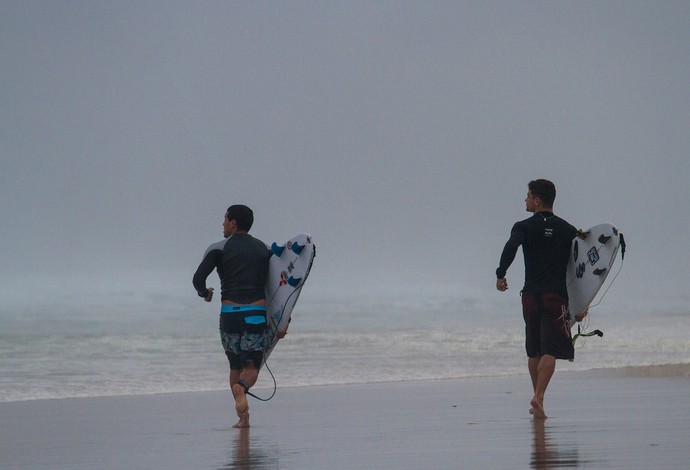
[2,270,688,403]
[2,1,690,404]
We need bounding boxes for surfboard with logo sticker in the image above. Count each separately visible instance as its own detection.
[263,233,316,363]
[566,223,624,328]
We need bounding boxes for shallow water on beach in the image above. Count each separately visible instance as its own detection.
[1,287,689,402]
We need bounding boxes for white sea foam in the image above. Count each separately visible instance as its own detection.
[1,290,688,402]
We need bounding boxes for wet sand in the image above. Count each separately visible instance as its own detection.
[1,365,689,469]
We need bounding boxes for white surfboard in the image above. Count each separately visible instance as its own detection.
[263,233,315,364]
[566,223,623,328]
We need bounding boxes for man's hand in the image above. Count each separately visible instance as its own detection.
[204,287,214,302]
[575,308,589,322]
[576,229,589,240]
[496,278,508,292]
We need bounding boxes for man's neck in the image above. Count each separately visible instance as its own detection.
[533,206,553,214]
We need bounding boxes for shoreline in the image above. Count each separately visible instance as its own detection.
[2,365,689,469]
[587,362,690,377]
[2,362,689,405]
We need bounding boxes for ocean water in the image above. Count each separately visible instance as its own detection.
[1,285,689,403]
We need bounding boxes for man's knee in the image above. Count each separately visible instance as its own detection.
[240,350,264,370]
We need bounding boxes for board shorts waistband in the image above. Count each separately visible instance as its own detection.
[219,305,267,333]
[220,305,267,314]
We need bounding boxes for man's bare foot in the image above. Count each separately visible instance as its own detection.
[530,397,547,419]
[233,411,250,428]
[232,384,249,418]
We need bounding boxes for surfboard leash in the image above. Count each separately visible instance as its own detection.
[246,287,303,403]
[572,324,603,345]
[241,361,278,402]
[250,282,306,402]
[573,232,626,347]
[250,245,316,402]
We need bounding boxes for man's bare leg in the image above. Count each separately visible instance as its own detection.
[528,356,540,415]
[231,383,249,428]
[232,409,250,429]
[229,370,247,428]
[230,366,259,428]
[530,355,555,419]
[528,357,540,392]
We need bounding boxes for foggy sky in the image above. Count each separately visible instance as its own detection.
[2,1,689,311]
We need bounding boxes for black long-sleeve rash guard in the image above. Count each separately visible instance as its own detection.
[496,211,577,297]
[193,239,226,299]
[193,234,272,304]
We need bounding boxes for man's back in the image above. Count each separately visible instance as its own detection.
[220,234,271,303]
[518,212,576,296]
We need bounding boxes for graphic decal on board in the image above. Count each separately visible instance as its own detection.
[575,262,586,279]
[587,247,600,265]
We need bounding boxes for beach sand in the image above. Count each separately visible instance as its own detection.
[1,365,689,469]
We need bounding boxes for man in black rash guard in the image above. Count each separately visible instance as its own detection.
[193,204,275,428]
[496,179,582,419]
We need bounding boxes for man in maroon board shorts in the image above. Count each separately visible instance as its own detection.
[496,179,584,419]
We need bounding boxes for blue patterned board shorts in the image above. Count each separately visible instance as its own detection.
[218,305,269,369]
[220,330,268,370]
[219,330,269,356]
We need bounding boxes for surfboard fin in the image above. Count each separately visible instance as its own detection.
[593,268,607,276]
[572,240,579,262]
[291,242,305,255]
[598,234,612,244]
[271,242,286,257]
[287,276,302,287]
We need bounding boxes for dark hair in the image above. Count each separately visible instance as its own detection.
[528,179,556,208]
[226,204,254,231]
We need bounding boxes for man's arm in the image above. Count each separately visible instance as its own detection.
[193,256,215,298]
[193,242,223,299]
[496,223,524,281]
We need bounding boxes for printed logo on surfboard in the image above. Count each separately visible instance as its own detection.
[575,262,586,279]
[587,247,600,266]
[279,272,288,286]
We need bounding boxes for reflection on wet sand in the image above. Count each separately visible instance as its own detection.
[530,420,580,469]
[222,428,278,469]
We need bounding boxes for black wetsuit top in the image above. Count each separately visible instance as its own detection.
[193,234,272,304]
[496,211,577,297]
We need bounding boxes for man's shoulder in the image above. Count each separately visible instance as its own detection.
[552,215,577,231]
[513,214,537,228]
[246,234,270,250]
[240,234,269,247]
[204,238,228,255]
[226,234,270,253]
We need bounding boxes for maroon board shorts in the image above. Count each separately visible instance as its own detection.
[521,292,574,360]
